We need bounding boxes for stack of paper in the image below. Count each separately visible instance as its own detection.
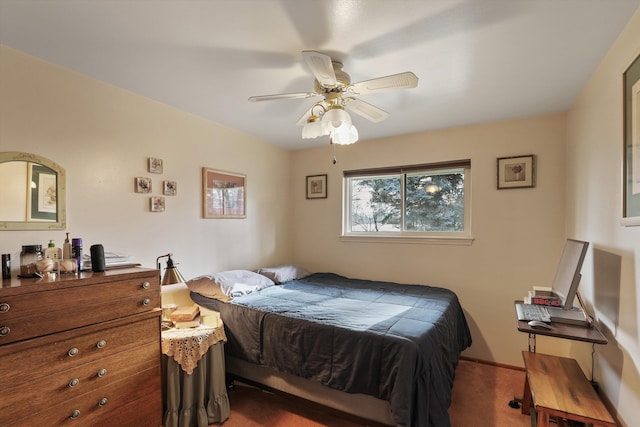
[82,251,138,270]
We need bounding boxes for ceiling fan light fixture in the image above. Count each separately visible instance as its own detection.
[248,51,418,147]
[302,116,329,139]
[331,124,359,145]
[322,106,352,129]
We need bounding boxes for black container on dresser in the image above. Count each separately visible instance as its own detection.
[0,268,163,427]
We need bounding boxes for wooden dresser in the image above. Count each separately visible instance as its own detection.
[0,267,162,427]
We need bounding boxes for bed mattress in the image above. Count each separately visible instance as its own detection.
[190,272,472,427]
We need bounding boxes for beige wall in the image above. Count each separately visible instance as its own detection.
[0,45,294,279]
[3,8,640,421]
[291,113,569,366]
[566,8,640,427]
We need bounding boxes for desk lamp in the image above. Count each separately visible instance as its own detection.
[156,253,185,285]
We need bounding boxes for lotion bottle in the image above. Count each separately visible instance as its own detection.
[44,240,62,260]
[63,233,72,260]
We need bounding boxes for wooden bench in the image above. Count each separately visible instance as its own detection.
[521,351,616,427]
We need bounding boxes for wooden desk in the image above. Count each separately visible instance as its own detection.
[521,352,616,426]
[514,301,607,352]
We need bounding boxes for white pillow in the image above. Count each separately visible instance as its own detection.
[185,276,232,302]
[256,265,310,284]
[212,269,275,297]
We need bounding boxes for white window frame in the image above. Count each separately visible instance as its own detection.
[341,160,473,245]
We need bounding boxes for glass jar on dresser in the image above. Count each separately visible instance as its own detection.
[0,268,162,426]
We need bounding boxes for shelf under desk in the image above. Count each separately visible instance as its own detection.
[520,352,616,426]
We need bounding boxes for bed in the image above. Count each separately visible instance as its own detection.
[189,271,472,427]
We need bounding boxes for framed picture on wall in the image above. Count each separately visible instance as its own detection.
[163,180,177,196]
[135,177,152,193]
[497,155,535,189]
[622,53,640,226]
[148,157,163,174]
[202,168,246,218]
[306,174,327,199]
[150,196,165,212]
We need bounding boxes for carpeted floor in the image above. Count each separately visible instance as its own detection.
[212,359,531,426]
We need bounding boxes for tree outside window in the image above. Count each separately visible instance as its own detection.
[344,162,469,237]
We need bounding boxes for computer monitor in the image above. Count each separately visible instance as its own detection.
[552,238,589,310]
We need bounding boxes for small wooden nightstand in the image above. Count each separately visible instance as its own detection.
[521,352,616,427]
[161,320,230,427]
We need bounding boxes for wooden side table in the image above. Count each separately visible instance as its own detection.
[161,322,230,427]
[521,352,616,427]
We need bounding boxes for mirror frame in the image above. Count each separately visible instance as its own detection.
[0,152,67,230]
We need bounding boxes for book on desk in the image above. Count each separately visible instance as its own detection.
[527,286,562,307]
[521,285,591,327]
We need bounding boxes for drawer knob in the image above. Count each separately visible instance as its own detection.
[96,340,107,349]
[67,347,79,357]
[142,298,151,306]
[69,409,81,419]
[141,281,150,289]
[0,303,9,313]
[97,368,108,378]
[0,326,9,337]
[98,397,108,407]
[68,378,79,388]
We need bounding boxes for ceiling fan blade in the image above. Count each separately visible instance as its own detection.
[348,72,418,95]
[302,51,337,87]
[248,92,320,102]
[345,98,389,123]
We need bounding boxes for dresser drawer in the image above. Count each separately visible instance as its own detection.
[97,393,163,427]
[0,276,156,319]
[0,291,159,345]
[0,277,158,345]
[3,365,162,427]
[0,340,159,421]
[0,313,159,388]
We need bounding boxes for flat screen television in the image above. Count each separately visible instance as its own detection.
[551,238,590,310]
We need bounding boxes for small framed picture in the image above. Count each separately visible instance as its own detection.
[163,180,177,196]
[306,174,327,199]
[150,196,165,212]
[148,157,163,174]
[135,177,152,193]
[497,155,535,189]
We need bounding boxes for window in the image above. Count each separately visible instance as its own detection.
[343,160,471,241]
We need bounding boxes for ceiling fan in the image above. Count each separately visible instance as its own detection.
[248,51,418,145]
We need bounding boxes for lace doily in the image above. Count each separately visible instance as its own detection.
[161,324,227,374]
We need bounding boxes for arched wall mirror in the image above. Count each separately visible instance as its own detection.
[0,152,66,230]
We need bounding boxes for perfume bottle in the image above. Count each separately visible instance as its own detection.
[71,238,83,271]
[1,254,10,279]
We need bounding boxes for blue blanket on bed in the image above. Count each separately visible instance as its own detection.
[191,272,472,427]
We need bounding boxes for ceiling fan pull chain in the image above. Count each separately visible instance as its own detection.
[332,140,337,165]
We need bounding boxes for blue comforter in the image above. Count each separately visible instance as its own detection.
[191,272,472,427]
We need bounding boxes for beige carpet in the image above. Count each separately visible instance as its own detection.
[449,359,530,427]
[212,359,531,426]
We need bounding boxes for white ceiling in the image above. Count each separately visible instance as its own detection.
[1,0,638,150]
